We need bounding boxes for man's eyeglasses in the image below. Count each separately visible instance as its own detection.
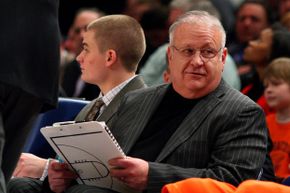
[171,45,222,61]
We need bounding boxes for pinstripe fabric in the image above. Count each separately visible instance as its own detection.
[75,76,146,128]
[110,80,268,193]
[66,184,118,193]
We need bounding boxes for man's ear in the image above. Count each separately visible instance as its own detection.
[105,49,117,67]
[221,47,227,64]
[221,47,227,72]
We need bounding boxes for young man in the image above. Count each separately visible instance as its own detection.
[8,14,146,193]
[45,11,270,193]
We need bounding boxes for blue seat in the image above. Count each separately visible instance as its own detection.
[23,97,90,158]
[282,176,290,186]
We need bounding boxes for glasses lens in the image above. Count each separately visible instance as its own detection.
[172,45,222,61]
[200,49,217,59]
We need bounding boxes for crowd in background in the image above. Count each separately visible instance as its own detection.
[58,0,290,181]
[59,0,290,98]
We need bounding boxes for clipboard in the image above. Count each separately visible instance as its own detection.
[40,121,137,193]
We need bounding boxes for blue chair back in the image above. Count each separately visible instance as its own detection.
[282,176,290,186]
[23,97,90,158]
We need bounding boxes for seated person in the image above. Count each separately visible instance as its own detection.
[264,57,290,181]
[8,14,147,193]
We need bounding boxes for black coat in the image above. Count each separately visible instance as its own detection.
[0,0,61,110]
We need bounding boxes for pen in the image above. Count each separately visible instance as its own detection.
[56,155,64,163]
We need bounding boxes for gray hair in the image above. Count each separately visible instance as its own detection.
[169,10,226,48]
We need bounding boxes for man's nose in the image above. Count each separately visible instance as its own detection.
[189,51,204,66]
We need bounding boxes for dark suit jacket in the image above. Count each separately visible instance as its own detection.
[111,80,269,193]
[75,76,146,128]
[0,0,60,109]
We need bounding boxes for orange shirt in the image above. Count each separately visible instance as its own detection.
[267,114,290,178]
[242,85,274,115]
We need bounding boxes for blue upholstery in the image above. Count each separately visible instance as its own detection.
[282,176,290,186]
[23,97,90,158]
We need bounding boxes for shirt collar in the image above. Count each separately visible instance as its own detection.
[98,75,137,107]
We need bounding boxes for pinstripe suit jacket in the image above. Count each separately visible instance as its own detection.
[74,76,146,128]
[111,80,268,193]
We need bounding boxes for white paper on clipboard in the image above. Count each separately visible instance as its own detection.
[40,121,137,193]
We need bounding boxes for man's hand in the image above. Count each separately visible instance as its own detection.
[109,157,149,191]
[12,153,47,178]
[48,160,77,193]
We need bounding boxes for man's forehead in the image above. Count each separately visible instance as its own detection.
[83,30,98,46]
[173,23,221,46]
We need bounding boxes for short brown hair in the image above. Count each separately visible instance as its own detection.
[264,57,290,85]
[87,14,146,72]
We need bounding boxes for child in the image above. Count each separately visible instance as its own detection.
[264,57,290,180]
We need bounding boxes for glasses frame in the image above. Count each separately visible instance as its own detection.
[170,45,223,62]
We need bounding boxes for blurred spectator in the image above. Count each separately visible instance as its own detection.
[281,12,290,31]
[278,0,290,19]
[62,8,104,56]
[123,0,160,21]
[61,8,104,100]
[242,24,290,115]
[228,0,271,88]
[210,0,235,39]
[138,5,169,72]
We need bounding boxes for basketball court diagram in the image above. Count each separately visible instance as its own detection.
[50,132,115,188]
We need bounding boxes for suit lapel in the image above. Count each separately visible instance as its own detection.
[122,85,169,153]
[98,76,146,123]
[75,76,146,123]
[74,100,96,122]
[156,81,226,162]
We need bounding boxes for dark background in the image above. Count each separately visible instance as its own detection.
[58,0,127,36]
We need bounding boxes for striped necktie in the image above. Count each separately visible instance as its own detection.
[85,98,104,121]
